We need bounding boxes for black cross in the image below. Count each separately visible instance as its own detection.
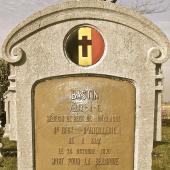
[78,36,92,57]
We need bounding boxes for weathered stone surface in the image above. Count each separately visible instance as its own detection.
[1,0,170,170]
[34,76,135,170]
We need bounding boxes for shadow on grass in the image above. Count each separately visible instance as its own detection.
[0,157,17,170]
[153,141,170,148]
[152,126,170,170]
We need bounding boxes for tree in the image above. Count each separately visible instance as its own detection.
[0,60,9,127]
[104,0,117,3]
[129,0,169,14]
[105,0,170,14]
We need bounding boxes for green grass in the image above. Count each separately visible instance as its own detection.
[0,137,17,170]
[152,126,170,170]
[162,126,170,142]
[0,157,17,170]
[1,138,17,151]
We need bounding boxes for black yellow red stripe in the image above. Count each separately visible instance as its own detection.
[66,26,105,66]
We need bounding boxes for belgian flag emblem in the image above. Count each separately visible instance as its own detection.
[65,26,105,66]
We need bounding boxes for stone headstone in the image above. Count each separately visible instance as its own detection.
[1,0,170,170]
[34,76,135,170]
[3,83,17,141]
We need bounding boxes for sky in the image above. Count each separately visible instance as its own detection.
[0,0,170,102]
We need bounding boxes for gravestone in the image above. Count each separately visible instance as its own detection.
[3,81,17,141]
[1,0,170,170]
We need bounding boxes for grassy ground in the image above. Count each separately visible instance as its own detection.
[152,126,170,170]
[1,138,17,152]
[0,138,17,170]
[0,157,17,170]
[0,127,169,170]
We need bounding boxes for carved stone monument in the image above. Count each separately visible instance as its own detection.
[1,0,170,170]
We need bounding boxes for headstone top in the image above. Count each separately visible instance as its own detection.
[1,0,170,170]
[1,0,169,64]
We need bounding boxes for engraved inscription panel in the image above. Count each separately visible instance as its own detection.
[34,76,135,170]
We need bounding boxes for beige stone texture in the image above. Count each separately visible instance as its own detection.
[1,0,170,170]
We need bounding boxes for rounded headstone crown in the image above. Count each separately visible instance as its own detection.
[1,0,169,64]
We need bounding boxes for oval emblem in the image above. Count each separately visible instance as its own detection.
[65,26,105,66]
